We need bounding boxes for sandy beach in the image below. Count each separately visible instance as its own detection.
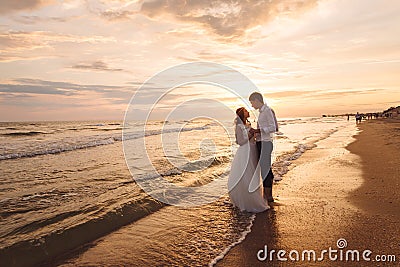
[217,119,400,266]
[1,118,399,266]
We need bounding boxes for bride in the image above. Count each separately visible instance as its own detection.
[228,107,270,213]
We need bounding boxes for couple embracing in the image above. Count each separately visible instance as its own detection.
[228,92,278,213]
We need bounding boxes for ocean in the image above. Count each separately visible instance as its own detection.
[0,117,351,266]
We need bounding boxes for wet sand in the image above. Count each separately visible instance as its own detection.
[217,119,400,266]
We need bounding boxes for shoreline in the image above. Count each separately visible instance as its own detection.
[217,119,400,266]
[343,119,400,258]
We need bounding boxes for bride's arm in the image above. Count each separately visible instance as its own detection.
[235,125,253,145]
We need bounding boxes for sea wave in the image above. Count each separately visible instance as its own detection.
[0,196,165,267]
[0,125,210,161]
[133,155,230,184]
[2,131,46,137]
[0,153,230,266]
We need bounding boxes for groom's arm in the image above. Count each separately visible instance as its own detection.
[259,108,277,134]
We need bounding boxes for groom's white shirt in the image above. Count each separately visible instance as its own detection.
[256,104,277,142]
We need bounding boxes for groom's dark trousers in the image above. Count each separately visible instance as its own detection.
[256,141,274,188]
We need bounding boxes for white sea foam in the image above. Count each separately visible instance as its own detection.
[208,214,256,267]
[0,124,210,160]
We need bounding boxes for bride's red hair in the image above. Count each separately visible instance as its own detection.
[236,107,249,125]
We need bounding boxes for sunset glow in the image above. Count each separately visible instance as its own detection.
[1,0,399,121]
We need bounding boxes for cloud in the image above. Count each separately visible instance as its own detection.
[0,78,132,97]
[0,30,115,61]
[0,31,48,51]
[0,55,55,63]
[101,9,134,20]
[221,88,387,103]
[0,31,114,50]
[84,0,142,21]
[264,90,319,98]
[71,60,125,72]
[0,78,185,111]
[11,15,80,24]
[139,0,319,38]
[307,89,386,100]
[0,0,54,14]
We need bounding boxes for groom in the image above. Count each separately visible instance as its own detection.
[249,92,278,202]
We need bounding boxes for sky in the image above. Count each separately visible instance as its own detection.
[0,0,399,121]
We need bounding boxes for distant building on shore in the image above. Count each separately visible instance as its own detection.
[383,106,400,118]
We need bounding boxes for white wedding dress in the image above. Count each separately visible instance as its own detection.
[228,123,270,213]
